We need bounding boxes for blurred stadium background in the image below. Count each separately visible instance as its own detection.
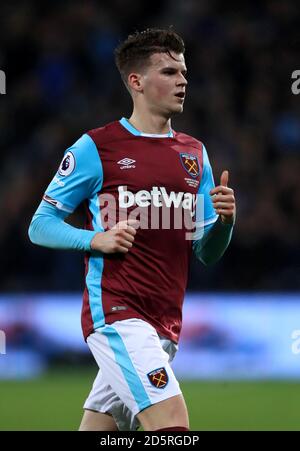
[0,0,299,430]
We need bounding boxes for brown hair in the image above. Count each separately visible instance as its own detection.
[114,27,185,86]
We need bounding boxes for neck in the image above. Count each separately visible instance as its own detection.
[129,108,172,135]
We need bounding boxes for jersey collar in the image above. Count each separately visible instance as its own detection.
[119,117,174,138]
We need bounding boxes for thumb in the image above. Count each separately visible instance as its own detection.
[220,170,229,187]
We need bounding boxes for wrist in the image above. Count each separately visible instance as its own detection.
[89,231,103,251]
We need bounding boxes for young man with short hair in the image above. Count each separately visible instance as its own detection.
[29,28,236,431]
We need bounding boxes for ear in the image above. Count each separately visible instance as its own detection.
[127,73,144,93]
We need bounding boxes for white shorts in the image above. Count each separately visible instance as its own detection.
[83,318,181,431]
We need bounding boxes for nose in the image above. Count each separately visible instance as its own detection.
[177,73,188,87]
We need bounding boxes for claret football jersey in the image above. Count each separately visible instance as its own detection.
[44,118,217,342]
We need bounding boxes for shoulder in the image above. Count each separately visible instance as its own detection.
[87,120,126,147]
[60,121,124,172]
[63,133,100,163]
[174,130,204,153]
[57,133,101,180]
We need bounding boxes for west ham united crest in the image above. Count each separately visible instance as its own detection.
[180,153,199,178]
[147,367,169,389]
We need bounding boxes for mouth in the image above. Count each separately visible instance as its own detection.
[174,92,185,102]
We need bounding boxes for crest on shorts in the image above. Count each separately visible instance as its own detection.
[180,153,199,178]
[147,367,169,389]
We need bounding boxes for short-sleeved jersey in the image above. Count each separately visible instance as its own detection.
[44,118,217,342]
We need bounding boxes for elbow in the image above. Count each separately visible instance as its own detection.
[200,255,217,266]
[28,221,36,244]
[193,244,219,266]
[199,252,223,266]
[28,218,40,245]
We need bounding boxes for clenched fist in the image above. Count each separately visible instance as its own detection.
[90,220,138,254]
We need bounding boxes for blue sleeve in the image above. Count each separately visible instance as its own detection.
[193,217,233,265]
[193,144,218,241]
[192,144,233,265]
[28,201,98,251]
[28,133,103,252]
[43,133,103,213]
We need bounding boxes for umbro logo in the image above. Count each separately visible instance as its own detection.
[118,158,135,166]
[117,158,136,170]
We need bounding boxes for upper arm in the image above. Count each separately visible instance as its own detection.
[43,133,103,213]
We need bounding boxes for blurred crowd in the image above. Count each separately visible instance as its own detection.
[0,0,299,292]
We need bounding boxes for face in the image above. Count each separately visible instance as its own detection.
[130,52,188,117]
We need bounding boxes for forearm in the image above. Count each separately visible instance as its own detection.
[193,217,234,265]
[28,201,98,251]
